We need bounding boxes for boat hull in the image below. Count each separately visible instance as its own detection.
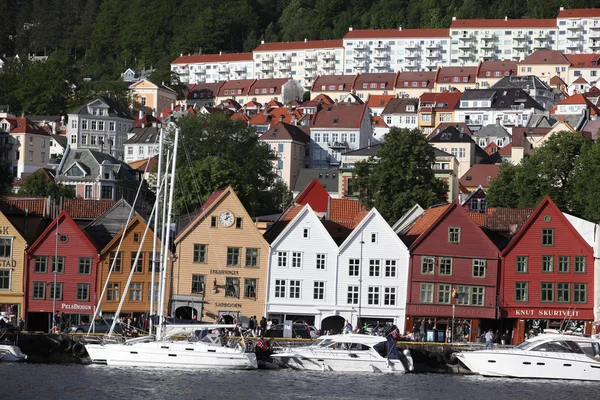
[0,345,27,362]
[272,352,405,373]
[457,350,600,381]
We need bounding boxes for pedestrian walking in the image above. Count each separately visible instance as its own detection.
[485,329,494,349]
[259,316,267,336]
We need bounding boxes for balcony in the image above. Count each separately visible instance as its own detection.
[425,41,439,49]
[405,52,419,59]
[354,60,367,69]
[566,22,581,30]
[589,31,600,40]
[233,65,246,73]
[425,60,439,69]
[481,32,495,39]
[305,61,317,70]
[590,21,600,30]
[278,63,291,71]
[567,30,581,40]
[374,42,388,50]
[374,50,388,59]
[513,32,527,41]
[426,51,440,59]
[533,40,548,49]
[459,33,474,40]
[481,40,496,49]
[261,55,274,63]
[458,41,472,50]
[513,41,528,50]
[373,60,388,69]
[329,141,349,149]
[404,60,419,69]
[405,42,419,50]
[218,66,229,74]
[482,50,496,59]
[194,68,206,75]
[260,63,273,72]
[534,31,548,40]
[512,50,528,60]
[322,52,335,60]
[354,43,368,51]
[323,61,336,69]
[305,53,317,61]
[590,41,600,50]
[566,40,581,49]
[458,52,472,59]
[278,54,292,63]
[354,50,369,59]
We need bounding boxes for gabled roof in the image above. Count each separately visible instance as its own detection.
[419,91,462,111]
[519,50,571,65]
[401,203,452,248]
[549,75,567,87]
[511,127,552,147]
[311,93,335,105]
[216,79,256,97]
[428,125,475,143]
[371,115,387,128]
[436,67,477,83]
[477,61,518,78]
[473,123,511,138]
[381,98,419,115]
[311,74,357,91]
[451,18,555,29]
[68,96,133,120]
[28,210,97,254]
[491,75,552,92]
[99,214,153,255]
[84,198,135,250]
[339,207,407,252]
[460,164,501,189]
[501,196,591,256]
[128,156,159,173]
[262,204,304,244]
[428,123,472,138]
[5,117,50,135]
[391,203,425,234]
[249,107,303,128]
[293,171,339,196]
[565,54,600,69]
[557,8,600,18]
[555,94,600,115]
[254,39,343,52]
[124,126,160,145]
[171,52,253,65]
[395,71,436,88]
[311,103,367,129]
[367,95,396,109]
[269,203,338,249]
[329,198,361,224]
[343,28,449,39]
[353,73,397,89]
[62,199,115,220]
[572,76,590,85]
[342,143,381,157]
[248,78,290,95]
[259,122,310,143]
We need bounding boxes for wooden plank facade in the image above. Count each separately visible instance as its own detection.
[0,211,27,320]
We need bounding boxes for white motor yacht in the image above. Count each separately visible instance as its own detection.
[84,324,257,369]
[456,332,600,381]
[271,334,412,373]
[0,341,27,362]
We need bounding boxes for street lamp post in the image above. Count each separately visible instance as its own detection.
[52,216,59,332]
[358,233,364,328]
[451,304,455,344]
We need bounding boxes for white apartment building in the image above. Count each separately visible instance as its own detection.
[337,208,410,331]
[556,8,600,54]
[253,39,344,88]
[171,52,254,84]
[343,28,450,74]
[67,97,134,160]
[449,17,558,65]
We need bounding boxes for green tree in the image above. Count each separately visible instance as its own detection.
[353,127,447,223]
[572,141,600,222]
[19,169,75,199]
[171,113,276,216]
[0,161,13,194]
[486,162,519,208]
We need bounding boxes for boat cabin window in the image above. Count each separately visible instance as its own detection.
[313,339,333,348]
[329,343,369,351]
[530,341,583,354]
[576,342,600,358]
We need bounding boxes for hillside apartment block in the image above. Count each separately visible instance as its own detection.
[171,8,600,89]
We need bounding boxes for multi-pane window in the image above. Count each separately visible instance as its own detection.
[557,283,570,303]
[472,259,486,277]
[210,216,217,227]
[277,252,287,267]
[274,279,286,298]
[34,256,48,273]
[0,238,11,258]
[516,256,528,273]
[420,283,434,303]
[439,257,452,275]
[291,252,302,268]
[148,253,159,273]
[369,259,380,277]
[470,286,484,306]
[385,260,397,277]
[245,248,259,267]
[129,283,142,301]
[51,256,65,273]
[32,281,45,299]
[542,228,554,246]
[313,281,325,300]
[302,228,310,238]
[542,256,553,272]
[289,280,301,299]
[558,256,570,273]
[541,282,554,302]
[193,244,206,263]
[368,286,380,305]
[574,256,586,273]
[191,274,204,293]
[438,284,451,304]
[131,252,143,272]
[0,269,9,290]
[225,277,240,297]
[456,285,470,305]
[347,286,359,304]
[107,283,119,300]
[448,227,461,243]
[49,282,63,300]
[316,254,326,270]
[244,278,256,298]
[349,259,360,276]
[421,256,435,274]
[148,283,159,301]
[574,283,587,303]
[515,282,528,302]
[110,251,121,272]
[77,283,90,301]
[226,247,240,266]
[384,287,396,306]
[79,257,92,275]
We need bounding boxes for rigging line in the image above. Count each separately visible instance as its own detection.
[181,130,205,202]
[87,141,162,336]
[175,170,193,219]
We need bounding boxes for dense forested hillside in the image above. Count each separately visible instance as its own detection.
[1,0,600,115]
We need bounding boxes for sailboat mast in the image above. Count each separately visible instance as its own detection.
[150,128,164,335]
[157,127,179,340]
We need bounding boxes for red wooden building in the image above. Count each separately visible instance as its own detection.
[403,201,502,342]
[25,211,100,332]
[500,197,594,344]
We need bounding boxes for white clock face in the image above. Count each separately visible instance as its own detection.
[219,211,234,227]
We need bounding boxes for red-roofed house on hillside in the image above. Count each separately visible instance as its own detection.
[435,67,477,92]
[367,94,396,116]
[460,164,501,192]
[565,54,600,87]
[352,73,398,100]
[310,102,372,168]
[343,27,450,73]
[0,116,52,179]
[311,74,357,102]
[450,17,557,64]
[25,210,101,332]
[401,201,503,342]
[557,7,600,54]
[476,60,518,89]
[128,79,178,115]
[259,122,310,189]
[551,94,599,119]
[170,52,254,84]
[517,50,571,84]
[418,90,462,135]
[568,77,592,95]
[246,78,306,105]
[249,107,304,133]
[395,71,436,98]
[183,82,223,108]
[500,196,596,343]
[253,39,344,88]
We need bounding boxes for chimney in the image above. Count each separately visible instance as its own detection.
[261,40,265,44]
[496,117,501,125]
[452,16,456,21]
[304,38,307,42]
[398,26,402,31]
[279,114,285,122]
[560,6,564,11]
[219,51,222,55]
[504,16,508,21]
[348,27,353,32]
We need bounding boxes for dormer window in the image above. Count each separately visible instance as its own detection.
[65,165,84,177]
[407,105,414,112]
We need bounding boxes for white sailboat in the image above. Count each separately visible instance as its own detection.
[83,127,257,369]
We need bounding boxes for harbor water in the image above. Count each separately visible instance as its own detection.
[0,363,596,400]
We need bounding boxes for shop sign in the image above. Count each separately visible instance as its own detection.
[412,305,487,316]
[210,269,239,275]
[513,309,580,318]
[0,227,10,235]
[215,302,242,308]
[60,303,93,311]
[0,259,17,268]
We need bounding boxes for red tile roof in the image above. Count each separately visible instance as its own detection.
[498,143,512,156]
[0,196,47,216]
[344,28,449,39]
[460,164,501,189]
[395,71,436,89]
[354,73,397,89]
[311,93,335,105]
[436,67,477,83]
[419,91,462,111]
[61,199,115,219]
[262,204,304,243]
[230,113,250,123]
[367,95,396,109]
[511,127,552,147]
[312,74,357,92]
[549,75,567,87]
[371,115,388,127]
[248,78,291,97]
[477,60,518,78]
[5,117,50,136]
[171,52,253,65]
[266,100,284,108]
[128,156,159,173]
[404,204,452,239]
[133,114,161,128]
[159,104,197,119]
[572,76,589,85]
[565,54,600,68]
[216,79,256,97]
[329,198,361,222]
[254,39,343,52]
[451,18,556,28]
[555,94,600,115]
[311,103,367,129]
[557,8,600,18]
[519,50,571,65]
[249,107,303,129]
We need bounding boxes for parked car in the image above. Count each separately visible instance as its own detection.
[266,323,311,339]
[308,325,320,338]
[69,319,123,334]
